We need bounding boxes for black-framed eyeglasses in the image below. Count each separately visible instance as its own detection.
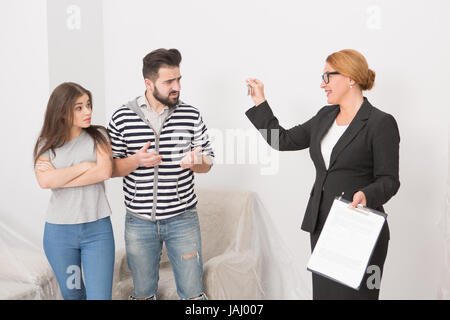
[322,71,340,84]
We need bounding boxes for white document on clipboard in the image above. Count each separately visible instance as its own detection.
[307,196,387,290]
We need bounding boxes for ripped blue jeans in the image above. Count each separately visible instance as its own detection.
[125,208,206,300]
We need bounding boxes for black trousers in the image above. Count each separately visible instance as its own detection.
[310,221,390,300]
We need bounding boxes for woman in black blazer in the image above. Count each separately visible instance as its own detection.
[245,49,400,300]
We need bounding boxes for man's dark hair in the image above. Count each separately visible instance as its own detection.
[142,48,182,80]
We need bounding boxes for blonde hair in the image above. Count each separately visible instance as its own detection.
[326,49,375,91]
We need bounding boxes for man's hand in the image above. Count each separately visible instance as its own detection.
[180,147,203,169]
[134,141,163,168]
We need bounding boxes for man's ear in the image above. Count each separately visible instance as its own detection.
[144,78,155,93]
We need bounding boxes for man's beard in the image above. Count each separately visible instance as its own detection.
[153,86,179,107]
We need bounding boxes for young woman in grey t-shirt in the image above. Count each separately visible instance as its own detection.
[33,82,115,300]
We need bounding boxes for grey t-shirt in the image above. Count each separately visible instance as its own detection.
[39,130,112,224]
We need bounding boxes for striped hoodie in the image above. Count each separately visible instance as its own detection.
[107,97,214,221]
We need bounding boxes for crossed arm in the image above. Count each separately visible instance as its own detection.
[35,144,113,189]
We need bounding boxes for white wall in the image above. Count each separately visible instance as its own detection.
[102,0,450,299]
[1,0,449,299]
[0,0,49,244]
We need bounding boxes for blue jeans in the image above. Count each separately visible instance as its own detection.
[125,208,206,300]
[43,216,115,300]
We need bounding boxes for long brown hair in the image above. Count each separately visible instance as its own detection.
[33,82,110,166]
[326,49,375,91]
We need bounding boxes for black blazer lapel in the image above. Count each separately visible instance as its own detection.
[311,107,339,170]
[328,98,372,170]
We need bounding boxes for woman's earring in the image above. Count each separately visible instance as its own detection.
[350,85,353,89]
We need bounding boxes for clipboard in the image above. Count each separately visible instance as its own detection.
[306,194,387,290]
